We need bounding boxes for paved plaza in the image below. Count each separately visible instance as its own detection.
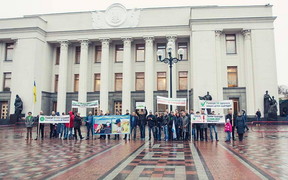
[1,125,288,180]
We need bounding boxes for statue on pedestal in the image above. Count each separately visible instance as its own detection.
[14,95,23,121]
[263,91,271,118]
[199,92,212,114]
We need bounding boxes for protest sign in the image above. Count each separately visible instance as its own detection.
[93,115,130,135]
[157,96,186,106]
[199,100,233,109]
[72,100,99,108]
[136,102,145,109]
[39,115,70,124]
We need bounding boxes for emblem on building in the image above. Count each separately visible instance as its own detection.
[92,3,140,29]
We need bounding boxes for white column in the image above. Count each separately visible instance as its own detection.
[215,30,224,114]
[122,37,133,113]
[57,40,69,113]
[99,38,110,113]
[144,36,154,112]
[215,30,223,101]
[242,29,255,115]
[166,35,177,110]
[78,39,89,115]
[0,42,4,92]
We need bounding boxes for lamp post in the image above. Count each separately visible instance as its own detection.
[157,42,184,112]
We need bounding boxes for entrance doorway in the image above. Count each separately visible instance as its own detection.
[114,101,122,114]
[229,98,240,115]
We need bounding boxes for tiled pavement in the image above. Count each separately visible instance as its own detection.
[1,125,288,179]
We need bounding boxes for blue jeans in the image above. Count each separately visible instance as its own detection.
[64,127,73,139]
[157,126,162,140]
[225,131,231,141]
[86,123,93,138]
[57,123,64,138]
[163,125,169,141]
[148,126,157,140]
[140,124,146,139]
[209,125,218,140]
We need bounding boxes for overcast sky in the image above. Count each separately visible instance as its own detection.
[0,0,287,85]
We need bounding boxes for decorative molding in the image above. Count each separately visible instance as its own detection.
[99,38,110,48]
[241,29,251,40]
[143,36,154,47]
[79,39,89,50]
[122,37,133,48]
[215,30,223,38]
[92,3,141,29]
[166,35,177,43]
[58,40,69,49]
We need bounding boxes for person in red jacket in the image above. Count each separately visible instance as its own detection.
[63,111,74,140]
[224,119,232,142]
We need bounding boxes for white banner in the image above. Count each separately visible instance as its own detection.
[199,100,233,109]
[136,102,146,109]
[157,96,186,106]
[72,100,99,108]
[191,114,225,124]
[39,115,70,124]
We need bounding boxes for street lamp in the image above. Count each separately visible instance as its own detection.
[157,42,184,111]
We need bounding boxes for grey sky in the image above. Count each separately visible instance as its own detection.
[0,0,287,85]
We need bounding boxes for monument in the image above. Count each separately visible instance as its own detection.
[14,94,23,122]
[199,92,212,114]
[263,91,278,121]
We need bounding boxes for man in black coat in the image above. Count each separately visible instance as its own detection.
[74,112,84,140]
[136,107,147,140]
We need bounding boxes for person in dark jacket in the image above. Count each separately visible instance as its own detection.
[85,111,94,140]
[128,112,139,140]
[155,112,163,141]
[74,112,84,140]
[50,111,56,139]
[235,112,246,141]
[162,112,169,141]
[136,108,147,140]
[25,112,34,140]
[175,112,182,140]
[147,111,157,140]
[242,109,249,131]
[35,111,44,140]
[255,109,261,127]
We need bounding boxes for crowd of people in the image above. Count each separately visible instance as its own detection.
[24,108,250,142]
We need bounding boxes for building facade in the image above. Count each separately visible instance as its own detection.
[0,4,278,117]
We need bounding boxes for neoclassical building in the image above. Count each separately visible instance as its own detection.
[0,3,278,118]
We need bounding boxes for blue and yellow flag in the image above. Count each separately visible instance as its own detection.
[33,81,37,103]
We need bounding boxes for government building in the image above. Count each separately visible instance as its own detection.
[0,3,278,118]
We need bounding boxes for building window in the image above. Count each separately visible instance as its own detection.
[3,72,11,91]
[74,74,79,92]
[55,47,60,65]
[115,45,123,62]
[0,101,9,119]
[94,73,101,91]
[227,66,238,87]
[157,72,166,91]
[54,75,59,92]
[157,43,166,60]
[114,101,122,114]
[135,72,145,91]
[136,44,145,62]
[178,42,188,60]
[95,46,101,63]
[226,34,236,54]
[115,73,123,91]
[75,46,81,64]
[179,71,188,90]
[5,43,14,61]
[158,104,168,113]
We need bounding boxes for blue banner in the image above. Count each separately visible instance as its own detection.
[93,115,130,135]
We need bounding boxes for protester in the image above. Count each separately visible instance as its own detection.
[255,109,261,127]
[123,110,130,140]
[209,111,219,141]
[57,112,65,139]
[25,112,34,140]
[175,112,182,140]
[242,109,249,131]
[74,112,84,140]
[236,112,246,141]
[168,111,176,140]
[85,111,94,140]
[147,110,157,140]
[155,112,162,141]
[136,108,147,140]
[50,111,56,139]
[190,109,197,141]
[201,110,208,141]
[64,111,74,140]
[181,111,189,141]
[195,111,201,141]
[128,112,138,140]
[35,111,44,140]
[113,111,121,140]
[162,112,169,141]
[224,119,232,142]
